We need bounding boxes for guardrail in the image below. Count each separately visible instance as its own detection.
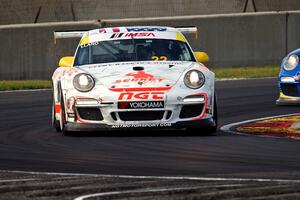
[0,11,299,80]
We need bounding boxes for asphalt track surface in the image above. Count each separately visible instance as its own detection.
[1,78,300,199]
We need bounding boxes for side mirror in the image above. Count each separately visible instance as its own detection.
[194,52,209,63]
[59,56,74,68]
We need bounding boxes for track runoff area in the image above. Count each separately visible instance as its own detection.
[0,78,300,199]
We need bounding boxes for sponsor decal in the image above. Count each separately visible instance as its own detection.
[110,33,124,39]
[118,101,164,109]
[294,72,300,82]
[127,71,154,79]
[127,27,167,32]
[110,32,155,38]
[115,71,164,84]
[80,42,99,48]
[110,87,171,92]
[99,28,107,33]
[84,61,183,69]
[112,27,120,33]
[124,32,155,37]
[112,123,172,128]
[55,103,61,114]
[67,68,78,76]
[151,56,168,61]
[118,91,165,100]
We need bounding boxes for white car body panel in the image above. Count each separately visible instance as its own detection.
[52,26,216,131]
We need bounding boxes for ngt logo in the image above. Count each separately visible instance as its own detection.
[118,91,165,100]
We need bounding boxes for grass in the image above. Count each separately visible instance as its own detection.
[212,65,280,79]
[0,66,280,91]
[0,80,51,91]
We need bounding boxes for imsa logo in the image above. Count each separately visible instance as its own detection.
[118,101,164,109]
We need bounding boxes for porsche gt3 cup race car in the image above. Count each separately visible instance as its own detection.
[277,48,300,105]
[52,26,217,135]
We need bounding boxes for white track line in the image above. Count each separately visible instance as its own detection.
[74,184,244,200]
[220,113,300,139]
[1,170,300,183]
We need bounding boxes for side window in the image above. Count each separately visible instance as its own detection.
[178,42,192,61]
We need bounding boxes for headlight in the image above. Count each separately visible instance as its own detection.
[73,73,95,92]
[284,54,299,71]
[184,70,205,89]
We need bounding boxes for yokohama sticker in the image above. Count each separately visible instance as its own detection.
[118,101,164,109]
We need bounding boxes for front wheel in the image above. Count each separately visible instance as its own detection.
[205,96,218,134]
[52,90,61,132]
[187,94,218,135]
[59,91,72,136]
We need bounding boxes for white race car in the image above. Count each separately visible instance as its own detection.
[52,26,217,135]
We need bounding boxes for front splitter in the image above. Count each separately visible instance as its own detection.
[65,118,215,132]
[276,97,300,105]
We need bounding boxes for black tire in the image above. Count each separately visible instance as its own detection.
[204,96,218,134]
[59,91,72,136]
[52,93,61,132]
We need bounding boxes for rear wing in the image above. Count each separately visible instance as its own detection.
[176,27,198,39]
[54,26,198,44]
[176,27,197,34]
[53,31,86,44]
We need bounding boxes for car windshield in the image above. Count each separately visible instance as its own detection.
[74,39,195,66]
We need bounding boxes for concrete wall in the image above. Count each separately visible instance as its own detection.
[4,0,300,25]
[72,0,246,20]
[287,11,300,53]
[103,12,286,67]
[255,0,300,12]
[0,21,99,80]
[0,0,247,25]
[1,11,300,80]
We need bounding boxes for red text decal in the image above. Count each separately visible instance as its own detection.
[118,91,165,100]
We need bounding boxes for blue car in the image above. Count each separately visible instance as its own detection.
[277,49,300,105]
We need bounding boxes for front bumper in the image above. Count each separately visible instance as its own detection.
[277,76,300,105]
[276,92,300,105]
[62,91,215,131]
[65,117,216,131]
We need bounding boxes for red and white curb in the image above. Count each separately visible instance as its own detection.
[220,113,300,139]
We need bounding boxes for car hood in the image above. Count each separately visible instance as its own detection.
[79,61,195,89]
